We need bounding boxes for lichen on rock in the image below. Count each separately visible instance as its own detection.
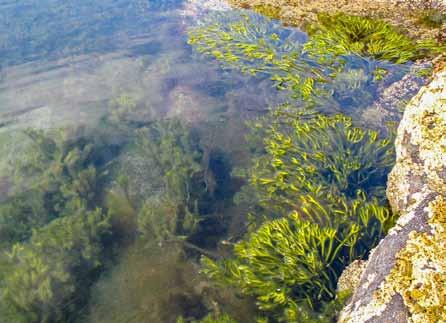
[339,68,446,322]
[387,68,446,215]
[337,260,367,295]
[374,196,446,323]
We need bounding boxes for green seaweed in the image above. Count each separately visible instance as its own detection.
[187,12,426,113]
[188,12,330,101]
[202,107,397,320]
[0,127,110,248]
[201,195,392,321]
[236,105,395,219]
[110,119,209,243]
[133,120,203,203]
[137,196,199,243]
[0,207,110,323]
[103,118,233,248]
[306,13,444,64]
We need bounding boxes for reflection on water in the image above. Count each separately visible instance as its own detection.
[0,0,268,130]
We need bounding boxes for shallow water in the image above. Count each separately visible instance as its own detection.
[0,0,428,322]
[0,0,276,128]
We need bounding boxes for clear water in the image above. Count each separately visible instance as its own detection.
[0,0,426,322]
[0,1,288,321]
[0,0,284,128]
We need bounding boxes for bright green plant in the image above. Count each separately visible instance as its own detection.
[282,290,351,323]
[188,12,330,100]
[187,12,422,111]
[305,13,444,64]
[201,195,393,321]
[237,106,395,218]
[203,107,397,320]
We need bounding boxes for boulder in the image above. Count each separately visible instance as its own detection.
[339,68,446,323]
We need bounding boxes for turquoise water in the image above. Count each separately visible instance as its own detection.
[0,1,427,322]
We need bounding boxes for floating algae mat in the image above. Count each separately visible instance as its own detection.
[0,0,438,322]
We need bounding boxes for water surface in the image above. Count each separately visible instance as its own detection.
[0,1,427,322]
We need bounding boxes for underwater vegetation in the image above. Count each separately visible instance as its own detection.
[237,105,395,216]
[188,11,330,101]
[0,126,119,322]
[0,127,109,248]
[0,208,110,323]
[0,112,236,322]
[201,197,390,321]
[133,120,203,204]
[305,13,444,65]
[200,106,397,321]
[188,11,435,115]
[107,118,231,247]
[0,5,427,323]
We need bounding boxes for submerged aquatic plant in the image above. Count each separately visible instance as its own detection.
[203,107,397,320]
[188,11,419,112]
[201,195,394,320]
[137,196,199,243]
[12,127,106,209]
[237,106,395,218]
[188,12,331,100]
[0,207,110,323]
[114,119,207,242]
[106,119,230,247]
[134,120,203,202]
[0,127,111,247]
[305,13,444,64]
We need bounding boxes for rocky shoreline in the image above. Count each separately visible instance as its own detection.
[339,67,446,322]
[211,0,446,321]
[227,0,446,40]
